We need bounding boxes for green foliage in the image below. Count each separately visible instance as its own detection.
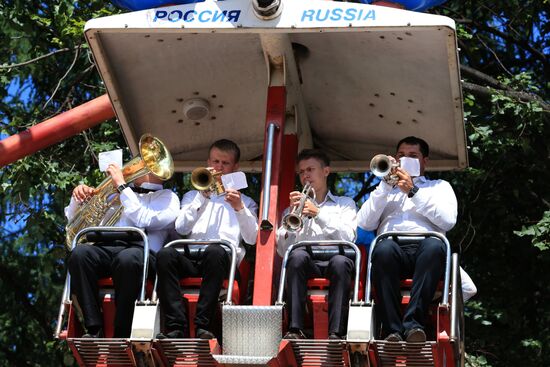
[0,1,123,365]
[437,2,549,366]
[514,210,550,251]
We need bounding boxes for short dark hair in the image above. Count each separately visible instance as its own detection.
[396,136,430,157]
[296,149,330,167]
[209,139,241,162]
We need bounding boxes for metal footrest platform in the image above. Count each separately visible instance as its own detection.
[373,340,436,367]
[155,339,217,366]
[68,338,134,366]
[291,340,349,367]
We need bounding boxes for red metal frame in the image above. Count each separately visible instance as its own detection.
[0,94,114,167]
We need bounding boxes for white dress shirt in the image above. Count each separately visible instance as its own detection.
[65,183,180,253]
[174,190,258,264]
[276,191,357,258]
[358,176,476,299]
[357,176,457,235]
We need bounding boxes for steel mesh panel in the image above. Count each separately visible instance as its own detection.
[222,305,282,357]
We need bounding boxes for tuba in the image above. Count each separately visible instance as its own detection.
[370,154,399,185]
[282,182,316,232]
[65,134,174,249]
[191,167,224,195]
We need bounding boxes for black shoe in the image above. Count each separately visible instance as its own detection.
[82,327,103,338]
[405,328,426,343]
[196,328,216,339]
[328,332,344,340]
[384,332,403,342]
[283,329,306,340]
[156,330,185,339]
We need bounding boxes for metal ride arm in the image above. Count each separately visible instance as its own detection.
[276,240,362,305]
[54,226,149,339]
[364,231,452,307]
[163,239,238,305]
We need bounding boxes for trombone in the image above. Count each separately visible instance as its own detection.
[191,167,224,195]
[282,182,317,232]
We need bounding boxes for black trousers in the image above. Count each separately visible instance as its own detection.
[285,247,355,335]
[68,243,156,338]
[156,244,229,334]
[371,237,446,336]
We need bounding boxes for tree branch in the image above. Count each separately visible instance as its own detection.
[462,81,550,112]
[43,45,82,109]
[0,48,73,69]
[440,6,547,66]
[460,64,509,90]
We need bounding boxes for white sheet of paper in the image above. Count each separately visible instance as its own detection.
[98,149,123,172]
[221,171,248,191]
[400,157,420,177]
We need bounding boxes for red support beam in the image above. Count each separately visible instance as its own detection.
[0,94,115,167]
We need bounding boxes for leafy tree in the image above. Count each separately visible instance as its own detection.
[0,0,548,366]
[1,1,123,365]
[436,1,549,366]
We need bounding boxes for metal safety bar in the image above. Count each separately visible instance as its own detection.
[364,231,452,305]
[164,239,238,305]
[260,122,279,230]
[54,273,72,338]
[450,252,460,340]
[54,226,149,339]
[276,240,362,305]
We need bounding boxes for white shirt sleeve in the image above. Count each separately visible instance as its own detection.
[410,180,457,232]
[460,267,477,302]
[120,188,180,230]
[64,197,80,222]
[315,197,357,242]
[357,181,393,231]
[175,191,208,236]
[235,196,259,245]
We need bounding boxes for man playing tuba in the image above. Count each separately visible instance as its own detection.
[277,149,357,340]
[66,162,180,338]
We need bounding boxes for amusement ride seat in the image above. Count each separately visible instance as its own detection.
[162,238,243,338]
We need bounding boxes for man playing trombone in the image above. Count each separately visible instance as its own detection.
[156,139,258,339]
[277,149,357,340]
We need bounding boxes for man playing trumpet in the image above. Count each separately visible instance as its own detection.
[277,149,357,340]
[358,136,458,343]
[156,139,258,339]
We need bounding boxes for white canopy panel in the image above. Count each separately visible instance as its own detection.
[85,0,467,172]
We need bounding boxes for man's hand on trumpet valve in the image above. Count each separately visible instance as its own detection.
[225,189,244,211]
[395,167,414,194]
[301,199,320,218]
[380,155,399,186]
[72,184,95,203]
[289,191,303,208]
[288,190,319,218]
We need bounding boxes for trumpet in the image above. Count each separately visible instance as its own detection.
[282,182,317,232]
[370,154,399,185]
[191,167,224,195]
